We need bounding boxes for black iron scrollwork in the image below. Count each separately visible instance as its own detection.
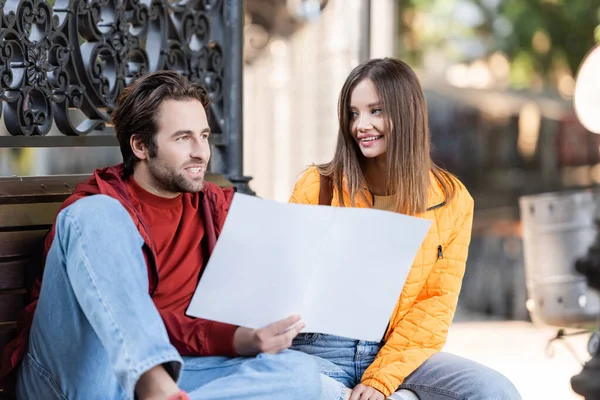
[0,0,227,139]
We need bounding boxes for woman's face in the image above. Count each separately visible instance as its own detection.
[350,79,388,160]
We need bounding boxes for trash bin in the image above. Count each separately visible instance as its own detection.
[519,189,600,327]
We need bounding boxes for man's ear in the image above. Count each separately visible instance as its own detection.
[130,135,148,160]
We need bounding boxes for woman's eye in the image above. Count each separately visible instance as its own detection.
[372,108,383,115]
[350,111,359,119]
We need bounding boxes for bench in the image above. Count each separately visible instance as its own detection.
[0,174,87,399]
[0,172,232,398]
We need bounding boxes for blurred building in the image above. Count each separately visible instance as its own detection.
[243,0,399,201]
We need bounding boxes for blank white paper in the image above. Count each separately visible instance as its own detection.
[186,193,432,342]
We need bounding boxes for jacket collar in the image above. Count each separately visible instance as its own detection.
[336,171,447,216]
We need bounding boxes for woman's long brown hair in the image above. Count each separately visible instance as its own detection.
[318,58,455,215]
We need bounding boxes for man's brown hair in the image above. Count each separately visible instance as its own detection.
[111,71,210,177]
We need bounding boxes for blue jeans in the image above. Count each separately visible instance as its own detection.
[16,194,321,400]
[291,333,521,400]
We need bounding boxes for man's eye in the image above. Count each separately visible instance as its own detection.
[177,136,189,141]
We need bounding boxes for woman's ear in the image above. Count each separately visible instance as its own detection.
[130,135,148,160]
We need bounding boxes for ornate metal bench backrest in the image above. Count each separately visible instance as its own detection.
[0,0,250,192]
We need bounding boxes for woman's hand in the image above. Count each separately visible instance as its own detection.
[349,384,385,400]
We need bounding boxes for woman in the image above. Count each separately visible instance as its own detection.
[289,58,520,400]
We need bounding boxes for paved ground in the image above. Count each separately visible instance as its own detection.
[444,311,590,399]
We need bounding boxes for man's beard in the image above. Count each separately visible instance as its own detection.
[147,157,205,193]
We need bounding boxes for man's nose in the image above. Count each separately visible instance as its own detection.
[190,139,210,161]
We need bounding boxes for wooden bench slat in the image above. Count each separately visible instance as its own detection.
[0,230,48,258]
[0,260,27,290]
[0,173,231,204]
[0,292,28,323]
[0,203,62,228]
[0,175,88,204]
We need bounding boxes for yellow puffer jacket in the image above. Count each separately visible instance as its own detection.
[289,166,474,397]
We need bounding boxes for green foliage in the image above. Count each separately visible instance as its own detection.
[399,0,600,89]
[499,0,599,76]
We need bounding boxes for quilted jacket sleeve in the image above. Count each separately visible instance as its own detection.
[361,192,474,397]
[289,167,320,205]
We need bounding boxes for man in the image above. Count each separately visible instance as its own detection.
[0,71,321,400]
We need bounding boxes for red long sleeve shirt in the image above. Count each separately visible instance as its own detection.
[125,177,238,357]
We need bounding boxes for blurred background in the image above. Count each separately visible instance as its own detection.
[2,0,600,398]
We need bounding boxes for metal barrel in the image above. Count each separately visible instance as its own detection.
[519,189,600,327]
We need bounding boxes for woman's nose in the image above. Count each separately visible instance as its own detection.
[357,114,373,131]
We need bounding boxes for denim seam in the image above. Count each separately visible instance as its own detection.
[400,383,462,399]
[337,382,348,400]
[128,352,184,390]
[183,359,246,372]
[24,353,68,400]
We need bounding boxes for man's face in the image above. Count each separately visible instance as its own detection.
[142,98,211,197]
